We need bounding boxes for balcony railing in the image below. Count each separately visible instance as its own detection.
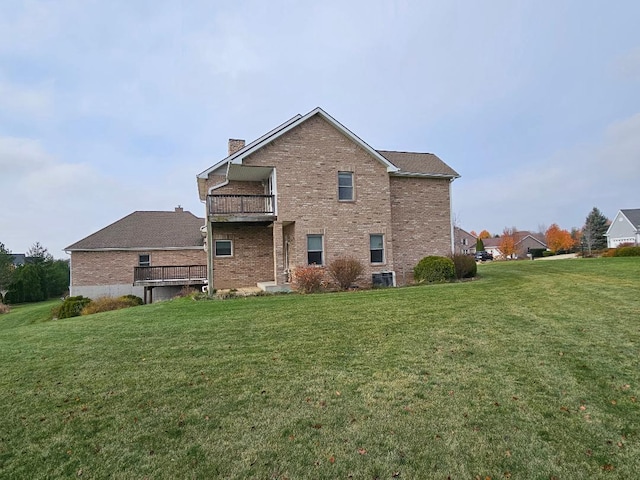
[207,194,275,217]
[134,265,207,285]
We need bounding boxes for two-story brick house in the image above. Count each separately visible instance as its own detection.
[197,107,459,290]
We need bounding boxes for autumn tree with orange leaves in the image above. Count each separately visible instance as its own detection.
[477,230,492,239]
[545,224,574,253]
[499,227,517,259]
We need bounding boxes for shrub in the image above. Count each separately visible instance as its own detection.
[0,303,10,315]
[119,294,144,305]
[450,254,477,279]
[53,296,92,319]
[292,265,326,294]
[81,295,143,315]
[614,246,640,257]
[327,257,364,290]
[413,256,455,284]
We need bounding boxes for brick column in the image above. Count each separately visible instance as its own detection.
[272,221,287,285]
[206,221,215,294]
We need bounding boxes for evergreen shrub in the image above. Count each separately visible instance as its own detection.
[413,256,455,284]
[53,296,92,319]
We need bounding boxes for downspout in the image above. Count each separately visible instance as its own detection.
[449,178,455,254]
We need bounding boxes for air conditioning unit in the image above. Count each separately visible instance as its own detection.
[372,271,395,287]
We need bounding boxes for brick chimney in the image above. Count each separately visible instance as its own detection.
[228,139,245,155]
[175,206,183,213]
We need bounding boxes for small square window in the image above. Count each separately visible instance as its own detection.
[370,234,384,263]
[307,235,323,265]
[338,172,354,201]
[138,254,150,267]
[215,240,233,257]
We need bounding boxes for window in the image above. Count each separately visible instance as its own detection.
[338,171,354,201]
[370,234,384,263]
[307,235,323,265]
[138,254,150,267]
[215,240,233,257]
[462,238,468,246]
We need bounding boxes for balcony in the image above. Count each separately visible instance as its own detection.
[207,194,276,222]
[133,265,207,287]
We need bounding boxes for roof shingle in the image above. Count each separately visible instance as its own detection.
[621,209,640,228]
[377,150,460,177]
[65,210,205,251]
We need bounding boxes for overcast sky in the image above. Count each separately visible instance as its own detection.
[1,1,639,258]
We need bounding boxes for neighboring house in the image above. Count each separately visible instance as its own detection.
[482,231,547,259]
[605,209,640,248]
[10,254,27,267]
[65,208,207,303]
[196,107,460,290]
[454,227,477,255]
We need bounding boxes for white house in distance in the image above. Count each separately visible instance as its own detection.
[605,209,640,248]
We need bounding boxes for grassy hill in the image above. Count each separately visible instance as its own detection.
[1,258,639,479]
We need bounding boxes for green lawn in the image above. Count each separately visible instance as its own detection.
[1,258,639,479]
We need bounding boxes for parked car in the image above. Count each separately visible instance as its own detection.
[475,251,493,261]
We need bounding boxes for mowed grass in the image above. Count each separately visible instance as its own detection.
[1,259,639,479]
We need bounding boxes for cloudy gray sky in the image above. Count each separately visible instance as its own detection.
[1,1,639,257]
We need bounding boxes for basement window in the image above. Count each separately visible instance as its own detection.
[215,240,233,257]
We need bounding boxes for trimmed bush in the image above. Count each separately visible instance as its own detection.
[413,256,455,284]
[450,254,477,279]
[292,265,326,294]
[81,295,143,315]
[53,296,92,319]
[327,257,364,290]
[614,246,640,257]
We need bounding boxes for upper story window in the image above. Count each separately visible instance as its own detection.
[370,234,384,264]
[307,235,324,265]
[462,238,468,246]
[338,172,354,201]
[138,254,150,267]
[215,240,233,257]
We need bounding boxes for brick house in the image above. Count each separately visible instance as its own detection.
[454,227,477,255]
[197,107,459,290]
[65,208,207,303]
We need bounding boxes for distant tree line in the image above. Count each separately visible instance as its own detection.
[470,207,610,256]
[0,242,69,304]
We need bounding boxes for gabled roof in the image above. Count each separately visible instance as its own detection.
[65,210,205,251]
[378,150,460,178]
[621,209,640,229]
[10,254,27,266]
[198,107,401,180]
[480,231,547,250]
[454,226,477,239]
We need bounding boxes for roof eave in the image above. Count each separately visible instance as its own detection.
[198,107,401,178]
[65,246,204,253]
[390,171,460,179]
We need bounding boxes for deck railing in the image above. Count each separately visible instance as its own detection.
[207,194,275,216]
[134,265,207,284]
